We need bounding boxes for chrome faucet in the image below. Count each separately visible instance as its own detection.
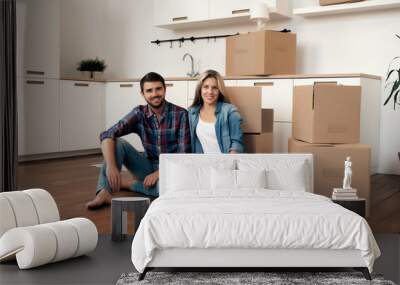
[182,53,199,78]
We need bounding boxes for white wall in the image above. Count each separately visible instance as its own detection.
[60,0,400,174]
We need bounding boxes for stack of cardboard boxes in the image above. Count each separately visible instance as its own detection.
[225,30,297,153]
[226,87,273,153]
[225,29,371,215]
[289,82,371,215]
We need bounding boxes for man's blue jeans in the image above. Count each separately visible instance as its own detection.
[96,138,159,197]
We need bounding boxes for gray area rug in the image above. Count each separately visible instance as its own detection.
[116,271,396,285]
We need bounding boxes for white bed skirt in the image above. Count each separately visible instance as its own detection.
[148,248,366,268]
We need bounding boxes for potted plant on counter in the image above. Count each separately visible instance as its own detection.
[384,34,400,110]
[77,57,107,80]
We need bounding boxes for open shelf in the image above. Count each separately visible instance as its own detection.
[293,0,400,17]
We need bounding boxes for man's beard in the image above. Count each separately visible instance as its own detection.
[146,96,165,109]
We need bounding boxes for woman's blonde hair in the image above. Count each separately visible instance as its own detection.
[190,69,230,107]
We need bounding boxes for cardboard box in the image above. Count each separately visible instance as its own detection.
[292,83,361,144]
[288,137,371,216]
[319,0,364,6]
[243,133,273,153]
[226,30,296,76]
[226,87,273,133]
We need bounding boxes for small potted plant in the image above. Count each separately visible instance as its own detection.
[384,34,400,110]
[77,57,107,79]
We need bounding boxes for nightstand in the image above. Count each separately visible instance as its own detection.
[332,198,366,218]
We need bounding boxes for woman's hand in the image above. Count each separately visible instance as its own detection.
[229,150,238,154]
[106,165,121,192]
[144,170,159,189]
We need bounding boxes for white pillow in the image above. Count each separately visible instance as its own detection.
[238,159,309,191]
[236,169,266,189]
[211,168,236,190]
[211,169,267,190]
[167,160,235,192]
[266,163,308,191]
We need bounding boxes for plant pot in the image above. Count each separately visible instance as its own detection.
[80,71,92,80]
[92,71,104,80]
[80,71,104,80]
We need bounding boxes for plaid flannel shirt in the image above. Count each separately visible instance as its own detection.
[100,102,191,168]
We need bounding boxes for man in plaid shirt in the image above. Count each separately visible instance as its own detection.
[87,72,191,209]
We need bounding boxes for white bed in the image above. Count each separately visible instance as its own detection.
[131,154,380,280]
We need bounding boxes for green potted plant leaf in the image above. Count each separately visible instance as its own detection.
[77,57,107,79]
[384,34,400,110]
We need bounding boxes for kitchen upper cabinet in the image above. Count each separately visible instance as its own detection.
[104,82,145,151]
[154,0,292,29]
[237,79,293,122]
[154,0,208,27]
[165,81,188,109]
[16,0,60,78]
[209,0,255,19]
[60,81,104,152]
[17,77,60,155]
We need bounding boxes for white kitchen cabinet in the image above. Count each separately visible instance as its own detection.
[237,79,293,122]
[154,0,208,27]
[17,77,60,155]
[16,0,60,79]
[154,0,292,29]
[165,81,188,109]
[209,0,292,20]
[209,0,255,19]
[293,77,361,86]
[59,81,104,152]
[236,78,293,153]
[294,77,381,174]
[224,80,237,87]
[104,82,145,151]
[273,122,292,153]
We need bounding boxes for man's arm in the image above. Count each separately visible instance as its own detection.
[143,170,159,189]
[99,108,141,192]
[101,138,121,192]
[99,108,140,142]
[176,111,191,153]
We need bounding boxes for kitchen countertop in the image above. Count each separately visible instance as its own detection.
[60,73,381,82]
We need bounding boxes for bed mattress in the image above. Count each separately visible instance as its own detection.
[131,190,380,273]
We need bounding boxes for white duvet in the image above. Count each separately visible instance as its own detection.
[131,190,380,273]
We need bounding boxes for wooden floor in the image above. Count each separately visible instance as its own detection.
[16,154,400,234]
[17,154,137,234]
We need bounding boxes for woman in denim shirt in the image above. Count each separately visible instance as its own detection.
[188,70,244,153]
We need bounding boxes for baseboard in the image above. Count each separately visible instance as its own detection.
[18,149,101,162]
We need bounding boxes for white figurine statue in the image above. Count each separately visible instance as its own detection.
[342,156,352,189]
